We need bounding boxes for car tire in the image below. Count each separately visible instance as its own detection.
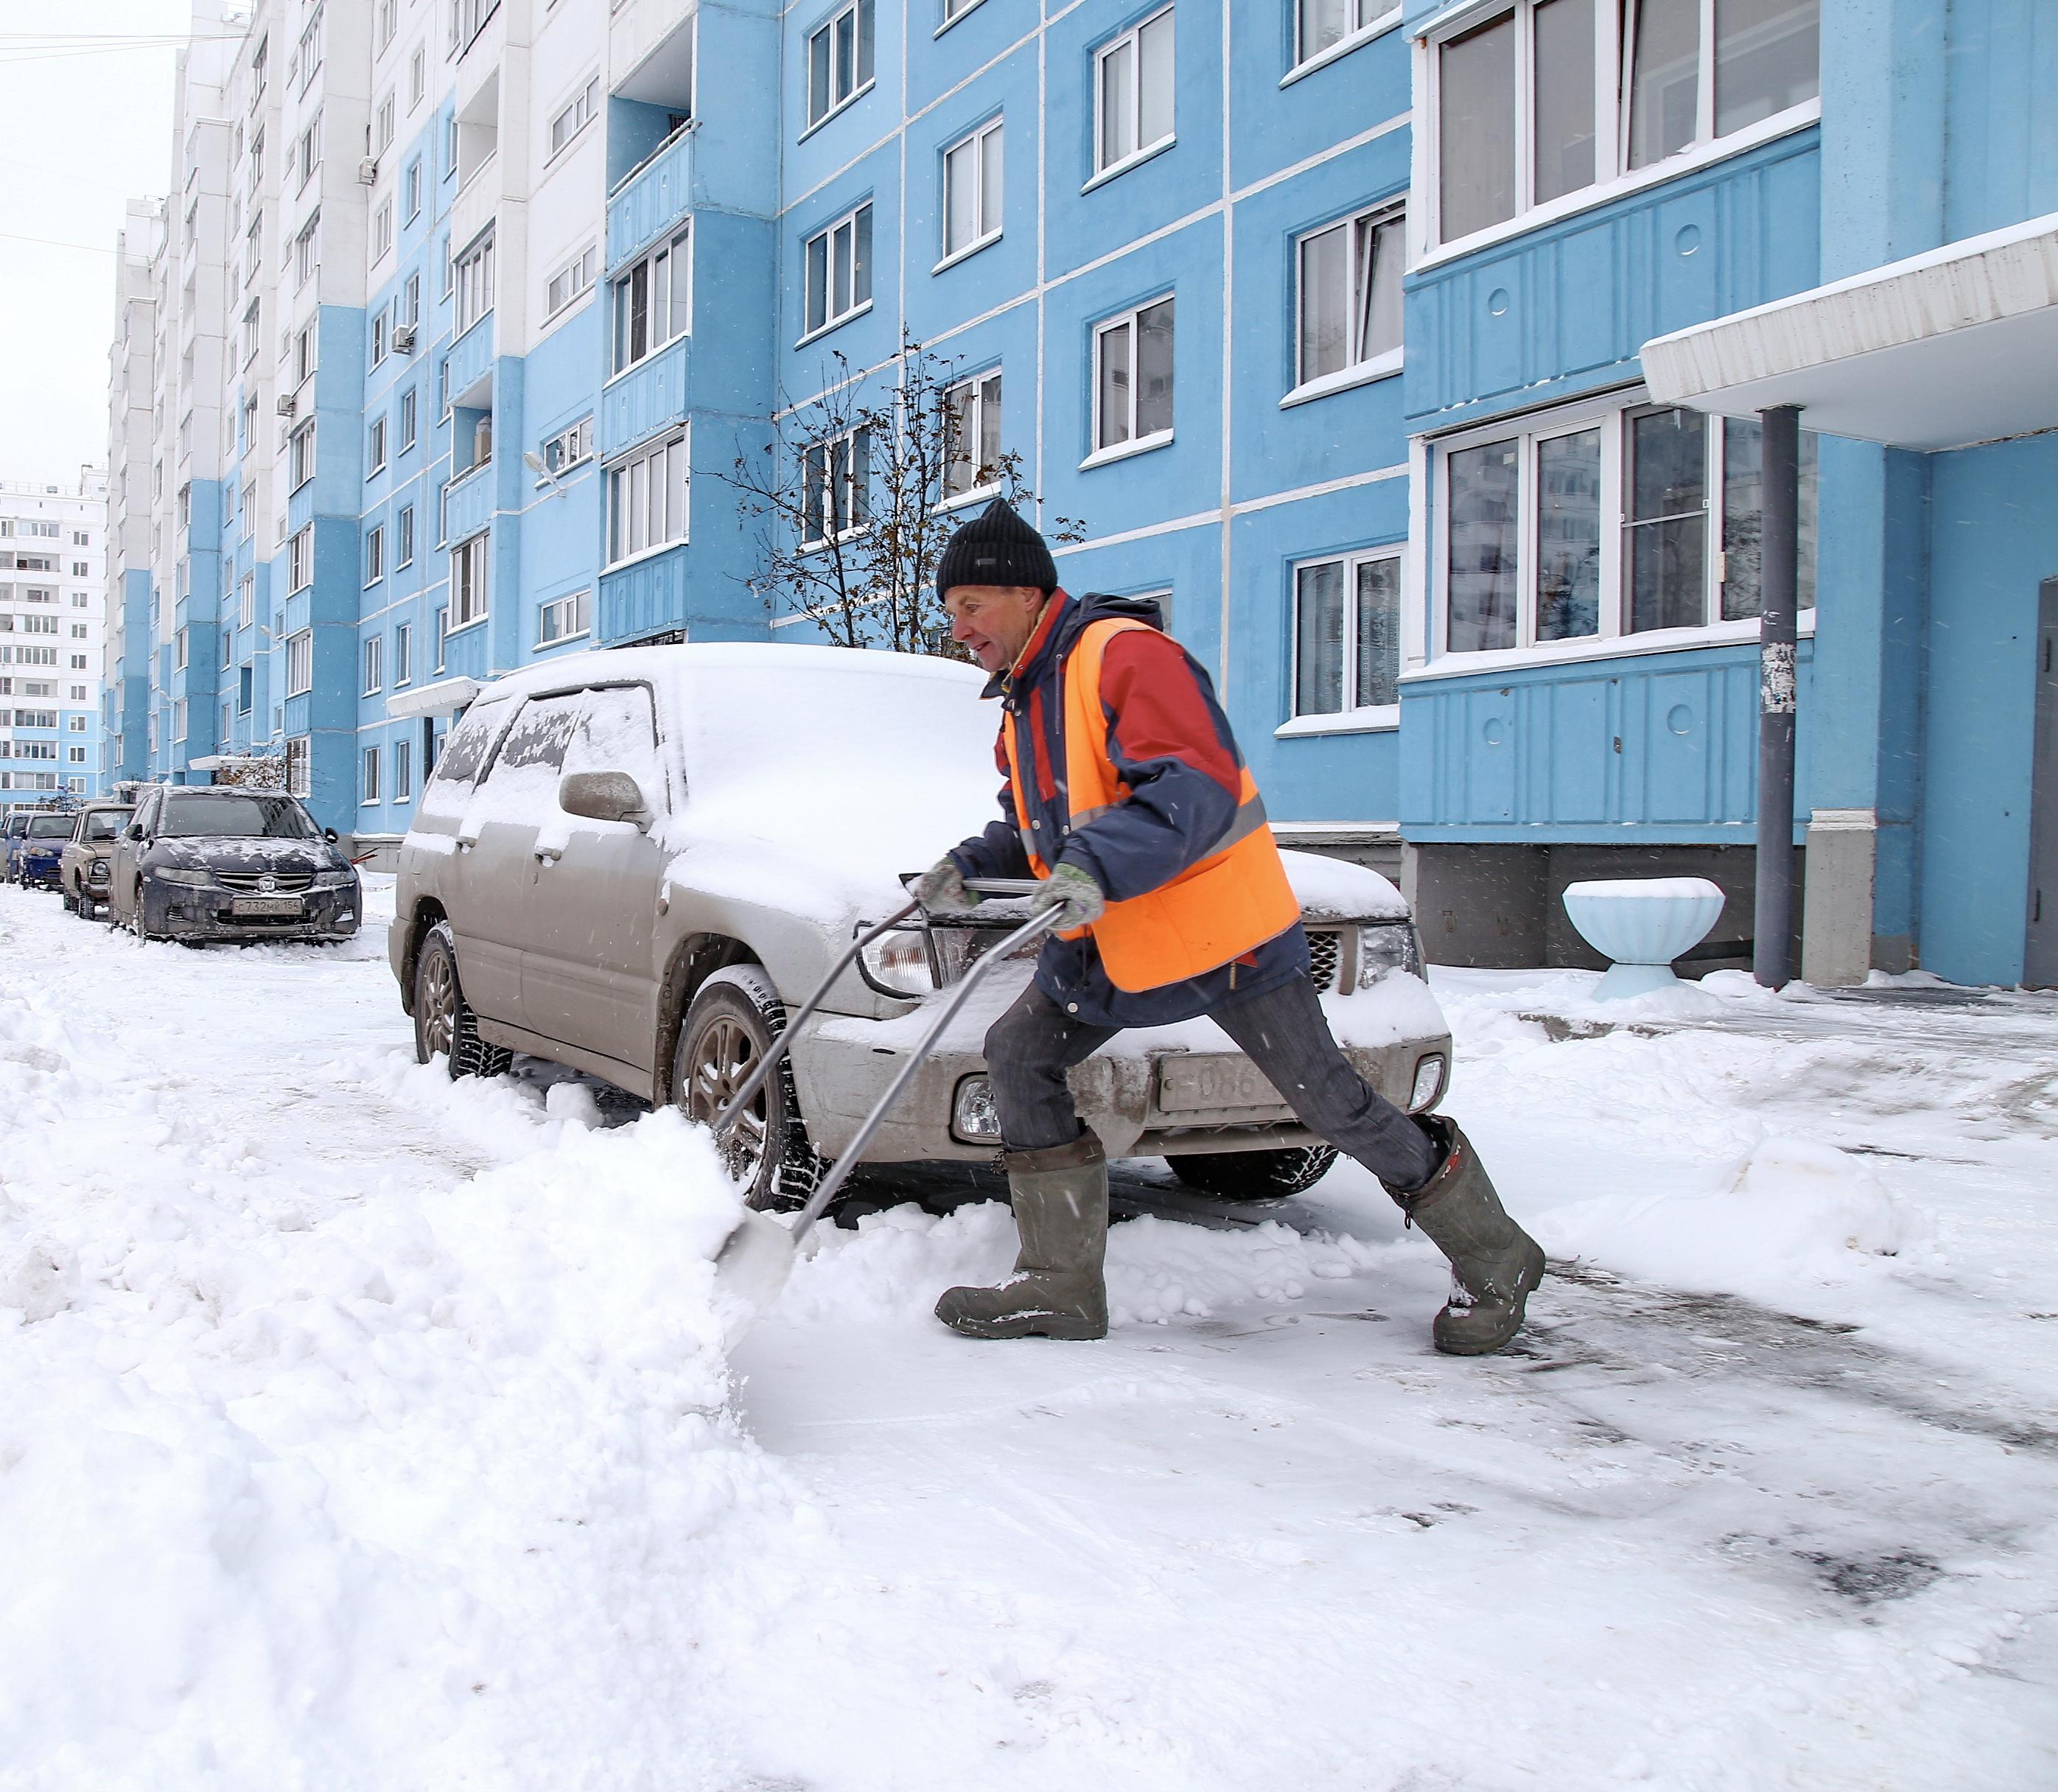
[673,964,824,1213]
[1165,1144,1340,1201]
[413,920,514,1080]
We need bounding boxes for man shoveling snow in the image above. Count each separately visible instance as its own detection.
[912,499,1545,1354]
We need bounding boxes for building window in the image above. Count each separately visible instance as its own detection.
[286,629,313,695]
[1092,296,1175,455]
[942,372,1002,500]
[368,415,388,474]
[1295,206,1404,391]
[409,46,426,110]
[404,272,421,328]
[365,524,385,586]
[802,427,869,546]
[290,421,317,491]
[1294,550,1400,716]
[546,243,598,318]
[803,203,871,337]
[372,198,394,262]
[1094,7,1175,177]
[296,116,320,192]
[541,417,593,476]
[289,524,314,592]
[606,430,690,564]
[397,505,416,568]
[372,308,391,367]
[549,75,601,157]
[537,589,590,646]
[286,735,309,796]
[455,230,495,335]
[395,735,413,802]
[807,0,875,129]
[1295,0,1399,69]
[295,211,320,286]
[1438,398,1819,656]
[363,632,383,693]
[941,119,1003,263]
[239,573,255,626]
[451,531,490,629]
[404,157,422,222]
[375,94,396,155]
[1433,0,1820,247]
[610,227,689,374]
[173,699,188,743]
[363,744,381,804]
[399,387,418,453]
[434,606,448,670]
[377,0,398,52]
[394,622,412,685]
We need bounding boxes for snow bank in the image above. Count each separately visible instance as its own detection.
[0,968,797,1789]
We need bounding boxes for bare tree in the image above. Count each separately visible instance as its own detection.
[724,334,1085,657]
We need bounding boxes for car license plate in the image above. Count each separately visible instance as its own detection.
[231,896,304,917]
[1155,1055,1288,1114]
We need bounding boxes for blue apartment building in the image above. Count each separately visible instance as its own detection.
[117,0,2058,987]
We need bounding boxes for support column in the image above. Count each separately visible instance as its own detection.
[1755,405,1801,987]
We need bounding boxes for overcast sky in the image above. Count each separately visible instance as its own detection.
[0,4,199,486]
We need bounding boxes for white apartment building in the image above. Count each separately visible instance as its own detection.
[0,471,110,807]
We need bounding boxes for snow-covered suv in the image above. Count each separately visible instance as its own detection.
[389,645,1454,1207]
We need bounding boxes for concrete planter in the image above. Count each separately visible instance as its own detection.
[1562,878,1726,999]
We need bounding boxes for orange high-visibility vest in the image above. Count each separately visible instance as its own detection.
[1002,617,1301,993]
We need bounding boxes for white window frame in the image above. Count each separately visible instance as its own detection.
[286,629,313,695]
[397,504,416,568]
[1428,389,1819,671]
[399,387,418,453]
[540,417,594,477]
[805,0,876,131]
[1423,0,1822,259]
[286,735,310,797]
[938,118,1004,268]
[1091,6,1176,183]
[454,229,495,337]
[395,735,413,802]
[394,620,413,685]
[451,531,490,631]
[375,93,396,154]
[363,632,383,693]
[606,430,691,566]
[801,203,872,342]
[295,211,320,287]
[1281,546,1404,735]
[289,421,317,491]
[609,227,690,374]
[548,74,601,159]
[1088,295,1175,464]
[372,197,394,263]
[1288,0,1401,82]
[536,588,591,648]
[545,243,598,319]
[801,427,871,547]
[238,573,255,627]
[405,157,422,223]
[365,523,386,587]
[1287,203,1407,405]
[363,743,381,805]
[289,524,314,593]
[942,371,1003,503]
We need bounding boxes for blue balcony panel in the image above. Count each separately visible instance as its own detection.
[607,127,694,270]
[444,315,496,409]
[600,335,690,458]
[598,545,692,645]
[441,462,497,545]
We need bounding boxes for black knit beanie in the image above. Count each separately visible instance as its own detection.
[935,498,1058,601]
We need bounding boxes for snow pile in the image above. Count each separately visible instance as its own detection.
[0,962,793,1791]
[1537,1135,1918,1302]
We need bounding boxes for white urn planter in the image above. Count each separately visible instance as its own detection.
[1561,878,1726,1000]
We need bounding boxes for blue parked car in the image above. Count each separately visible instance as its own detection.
[8,808,77,889]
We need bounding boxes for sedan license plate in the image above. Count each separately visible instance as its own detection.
[1155,1055,1288,1115]
[230,896,304,917]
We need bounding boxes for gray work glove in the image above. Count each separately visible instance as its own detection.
[1029,861,1106,929]
[910,855,977,914]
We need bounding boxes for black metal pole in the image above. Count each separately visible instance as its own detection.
[1754,404,1800,987]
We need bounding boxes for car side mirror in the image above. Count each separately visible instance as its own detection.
[324,827,339,844]
[125,822,144,841]
[558,769,651,830]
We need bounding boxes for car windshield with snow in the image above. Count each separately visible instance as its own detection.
[105,786,362,945]
[391,644,1453,1208]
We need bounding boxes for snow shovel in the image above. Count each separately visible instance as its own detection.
[709,893,1065,1340]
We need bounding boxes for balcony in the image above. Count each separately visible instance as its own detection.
[444,315,496,412]
[441,460,495,546]
[600,334,688,460]
[608,119,693,269]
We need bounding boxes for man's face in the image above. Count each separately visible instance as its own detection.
[945,584,1050,673]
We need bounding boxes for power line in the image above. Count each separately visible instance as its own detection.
[0,228,119,256]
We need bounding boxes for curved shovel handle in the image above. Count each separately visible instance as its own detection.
[710,897,920,1140]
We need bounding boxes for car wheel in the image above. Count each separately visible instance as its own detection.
[413,920,513,1079]
[674,965,824,1213]
[1165,1144,1340,1201]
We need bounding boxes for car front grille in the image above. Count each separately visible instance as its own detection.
[217,870,315,893]
[1306,927,1343,993]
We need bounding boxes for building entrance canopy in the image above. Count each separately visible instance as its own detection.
[1641,211,2058,452]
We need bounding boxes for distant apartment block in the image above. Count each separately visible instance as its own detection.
[0,471,108,808]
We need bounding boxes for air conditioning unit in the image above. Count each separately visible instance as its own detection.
[357,158,379,185]
[391,324,417,354]
[274,393,297,418]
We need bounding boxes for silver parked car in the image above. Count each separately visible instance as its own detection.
[389,645,1454,1205]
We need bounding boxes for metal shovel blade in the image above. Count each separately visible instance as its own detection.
[710,1206,798,1348]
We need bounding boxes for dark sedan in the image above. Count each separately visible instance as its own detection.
[107,787,361,944]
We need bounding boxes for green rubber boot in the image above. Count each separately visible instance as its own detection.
[936,1132,1109,1340]
[1400,1117,1546,1356]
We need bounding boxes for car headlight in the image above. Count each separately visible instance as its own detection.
[312,868,357,887]
[1358,921,1423,986]
[86,861,109,882]
[857,924,935,997]
[1408,1054,1447,1112]
[154,867,212,887]
[952,1074,1001,1144]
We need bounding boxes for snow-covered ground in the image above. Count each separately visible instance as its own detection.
[1,881,2052,1790]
